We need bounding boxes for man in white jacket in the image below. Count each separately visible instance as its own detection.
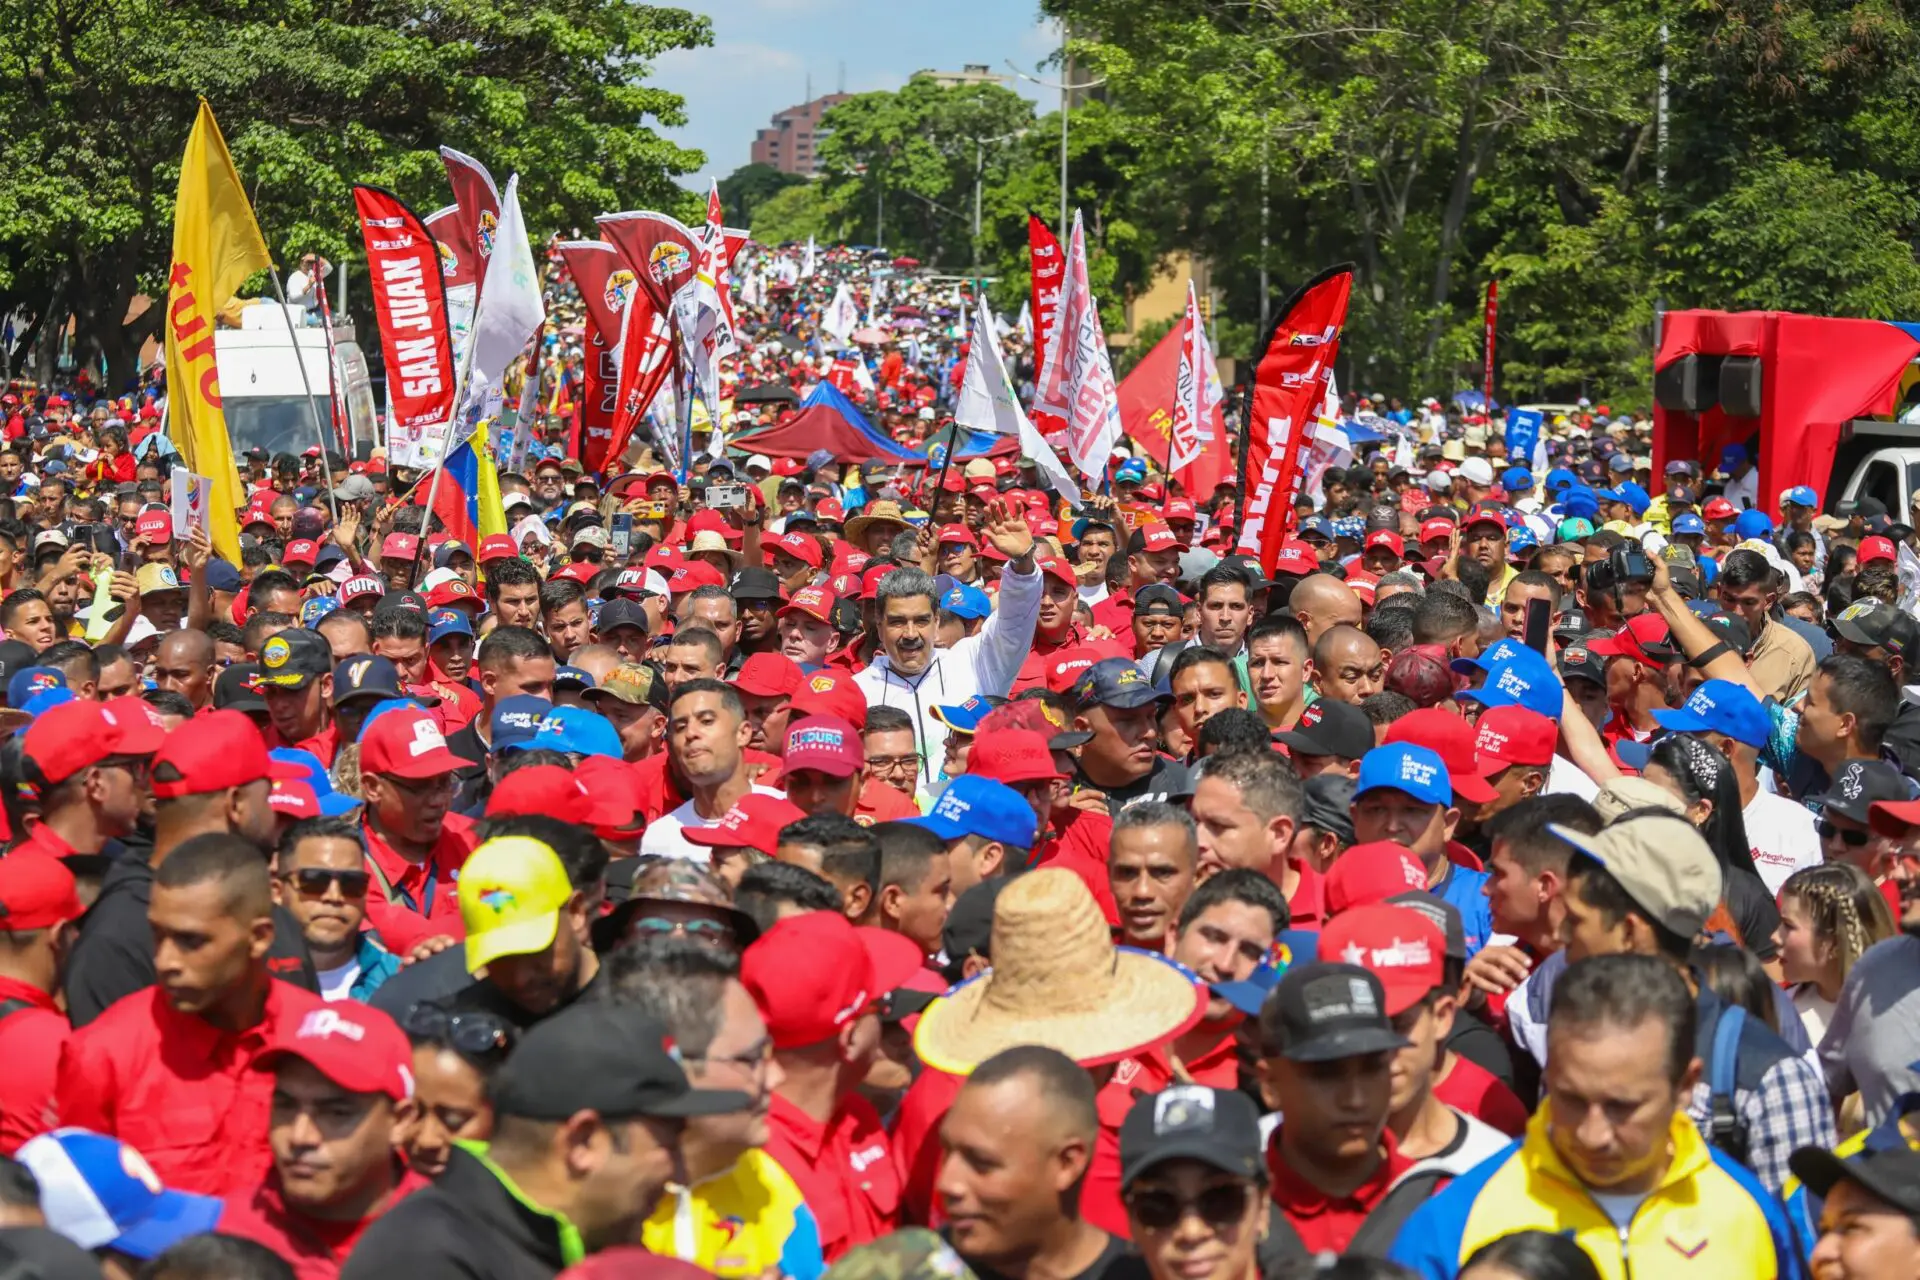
[856,502,1041,788]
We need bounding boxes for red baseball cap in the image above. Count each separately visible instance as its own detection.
[1035,556,1077,590]
[1325,841,1430,915]
[1701,497,1737,521]
[477,534,519,564]
[783,715,864,778]
[966,729,1066,785]
[487,765,631,828]
[735,652,804,698]
[136,510,172,543]
[778,586,836,626]
[0,857,83,931]
[816,498,846,523]
[645,544,687,573]
[1271,541,1317,577]
[282,539,319,567]
[380,533,420,560]
[684,792,808,856]
[741,912,927,1048]
[1859,536,1898,566]
[1418,517,1456,546]
[23,698,170,786]
[151,709,300,799]
[1869,797,1920,838]
[1165,499,1197,523]
[1473,705,1557,770]
[1383,708,1500,804]
[667,561,727,595]
[935,524,978,550]
[1584,612,1679,669]
[1044,646,1104,694]
[1364,530,1405,557]
[772,458,803,477]
[427,579,482,611]
[770,531,823,569]
[860,564,897,600]
[360,707,465,780]
[1133,523,1179,554]
[1345,570,1380,605]
[1463,503,1508,531]
[259,1005,415,1102]
[574,756,646,836]
[1318,904,1446,1014]
[975,699,1092,749]
[269,780,321,819]
[789,669,866,731]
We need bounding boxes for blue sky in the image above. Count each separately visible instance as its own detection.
[652,0,1063,189]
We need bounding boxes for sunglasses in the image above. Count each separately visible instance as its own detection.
[283,867,370,898]
[1817,820,1871,848]
[629,915,732,939]
[403,1003,516,1055]
[1125,1183,1254,1232]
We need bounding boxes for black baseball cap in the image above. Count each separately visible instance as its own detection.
[1275,699,1373,762]
[378,590,429,615]
[1134,584,1184,618]
[1557,637,1606,689]
[1070,657,1168,711]
[0,640,38,693]
[1119,1085,1265,1189]
[1218,554,1274,591]
[1789,1145,1920,1215]
[1300,774,1357,844]
[1831,599,1920,659]
[1387,890,1468,963]
[491,1003,750,1121]
[1700,611,1753,661]
[1265,962,1410,1062]
[596,598,652,636]
[332,655,404,706]
[258,628,334,689]
[730,567,783,602]
[941,877,1013,981]
[1821,759,1909,825]
[1552,608,1591,640]
[213,663,268,712]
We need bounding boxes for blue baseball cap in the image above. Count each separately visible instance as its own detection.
[1732,508,1774,540]
[1457,654,1564,719]
[1115,459,1148,484]
[18,1128,222,1259]
[1355,743,1453,807]
[7,666,65,707]
[1650,678,1770,749]
[1545,468,1577,492]
[1614,482,1651,514]
[1501,467,1532,493]
[1212,963,1283,1018]
[941,583,992,621]
[1299,517,1336,541]
[907,774,1040,850]
[1784,485,1819,509]
[20,687,76,719]
[530,705,622,759]
[1506,526,1538,555]
[491,694,553,752]
[553,665,596,692]
[331,655,404,706]
[200,559,243,593]
[1561,487,1599,521]
[1607,454,1633,474]
[1719,443,1748,470]
[300,595,340,627]
[428,608,474,644]
[931,695,996,735]
[1672,513,1707,536]
[1451,637,1529,677]
[1071,657,1168,710]
[268,748,359,817]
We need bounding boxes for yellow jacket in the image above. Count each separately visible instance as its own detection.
[641,1148,825,1280]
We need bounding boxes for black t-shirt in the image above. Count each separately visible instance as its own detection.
[1446,1005,1517,1091]
[1084,755,1195,814]
[372,950,603,1038]
[948,1232,1146,1280]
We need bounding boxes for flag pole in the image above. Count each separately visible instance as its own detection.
[406,313,483,589]
[267,266,341,524]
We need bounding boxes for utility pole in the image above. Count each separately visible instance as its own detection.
[1006,46,1104,242]
[1259,127,1271,336]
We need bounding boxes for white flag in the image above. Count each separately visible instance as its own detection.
[466,174,546,409]
[821,284,860,346]
[1031,211,1124,481]
[955,297,1080,505]
[1015,299,1032,339]
[802,236,816,279]
[1168,282,1224,474]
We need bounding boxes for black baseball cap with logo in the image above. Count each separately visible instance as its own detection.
[1557,637,1606,689]
[1275,699,1373,762]
[1788,1145,1920,1216]
[1831,599,1920,659]
[1134,584,1184,618]
[213,663,268,712]
[491,1003,749,1121]
[729,567,783,602]
[331,655,404,707]
[1119,1085,1264,1189]
[1821,759,1909,825]
[258,628,334,689]
[1071,657,1169,711]
[1264,962,1410,1063]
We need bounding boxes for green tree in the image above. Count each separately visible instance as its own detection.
[718,162,805,227]
[0,0,710,387]
[749,183,830,246]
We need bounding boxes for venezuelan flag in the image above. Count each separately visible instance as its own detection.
[430,427,509,548]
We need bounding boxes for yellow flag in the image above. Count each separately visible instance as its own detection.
[474,432,509,540]
[163,100,272,563]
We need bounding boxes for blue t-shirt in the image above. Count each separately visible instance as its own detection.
[1432,862,1494,956]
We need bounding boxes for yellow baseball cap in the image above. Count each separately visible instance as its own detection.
[459,836,573,974]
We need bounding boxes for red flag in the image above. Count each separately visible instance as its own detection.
[1237,265,1355,573]
[597,211,702,318]
[439,148,500,302]
[1115,321,1227,498]
[351,186,457,439]
[1028,215,1067,434]
[554,240,637,475]
[604,302,673,472]
[422,205,477,290]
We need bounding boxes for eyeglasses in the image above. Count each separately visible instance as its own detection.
[683,1038,772,1075]
[403,1003,516,1056]
[1818,820,1871,848]
[629,915,733,940]
[868,755,918,775]
[283,867,371,898]
[1124,1184,1255,1232]
[383,772,458,798]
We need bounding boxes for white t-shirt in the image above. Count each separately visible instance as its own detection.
[1725,469,1760,511]
[317,959,361,1003]
[1745,789,1821,895]
[639,785,787,863]
[1794,984,1836,1047]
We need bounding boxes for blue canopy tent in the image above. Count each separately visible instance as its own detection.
[731,383,928,464]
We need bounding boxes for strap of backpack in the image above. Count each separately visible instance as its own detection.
[1708,1004,1749,1160]
[1348,1169,1453,1257]
[1255,1202,1310,1273]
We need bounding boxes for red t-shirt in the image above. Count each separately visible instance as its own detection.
[765,1092,900,1261]
[1034,808,1119,925]
[1266,1127,1413,1256]
[0,976,68,1155]
[1433,1053,1531,1137]
[890,1066,962,1227]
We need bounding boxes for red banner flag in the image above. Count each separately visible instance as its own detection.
[422,205,477,290]
[1028,215,1067,434]
[554,240,637,474]
[1115,319,1228,499]
[438,148,500,303]
[1482,279,1499,411]
[351,186,457,439]
[1237,265,1355,573]
[597,211,702,319]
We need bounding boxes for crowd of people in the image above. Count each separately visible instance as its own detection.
[0,239,1913,1280]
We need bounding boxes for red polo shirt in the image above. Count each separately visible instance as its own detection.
[1433,1053,1530,1137]
[1266,1126,1413,1255]
[764,1092,900,1261]
[221,1164,430,1280]
[52,980,329,1196]
[1034,808,1119,926]
[854,779,918,825]
[1090,588,1136,636]
[1012,626,1127,694]
[891,1066,963,1227]
[0,975,68,1155]
[360,814,476,954]
[293,724,340,769]
[6,822,78,862]
[1284,857,1327,930]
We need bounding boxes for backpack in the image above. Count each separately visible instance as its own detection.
[1704,1002,1750,1166]
[1257,1167,1452,1269]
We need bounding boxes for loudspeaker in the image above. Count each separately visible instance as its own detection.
[1654,353,1723,413]
[1719,356,1762,417]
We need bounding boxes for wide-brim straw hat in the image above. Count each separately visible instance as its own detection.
[844,500,911,545]
[914,867,1207,1075]
[687,530,742,565]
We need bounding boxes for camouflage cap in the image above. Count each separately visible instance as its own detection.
[583,662,670,714]
[823,1230,978,1280]
[592,856,760,953]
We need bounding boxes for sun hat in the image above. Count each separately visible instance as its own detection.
[912,868,1207,1074]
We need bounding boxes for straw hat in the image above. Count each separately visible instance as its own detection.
[844,500,912,546]
[913,868,1207,1074]
[688,530,741,566]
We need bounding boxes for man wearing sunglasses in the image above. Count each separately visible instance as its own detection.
[10,694,164,863]
[272,815,401,1005]
[1816,760,1910,903]
[1119,1085,1269,1280]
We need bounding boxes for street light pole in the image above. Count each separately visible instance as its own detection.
[1005,52,1104,241]
[969,128,1027,273]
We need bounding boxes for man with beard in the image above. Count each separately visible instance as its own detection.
[1092,523,1181,634]
[608,938,827,1280]
[642,679,785,861]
